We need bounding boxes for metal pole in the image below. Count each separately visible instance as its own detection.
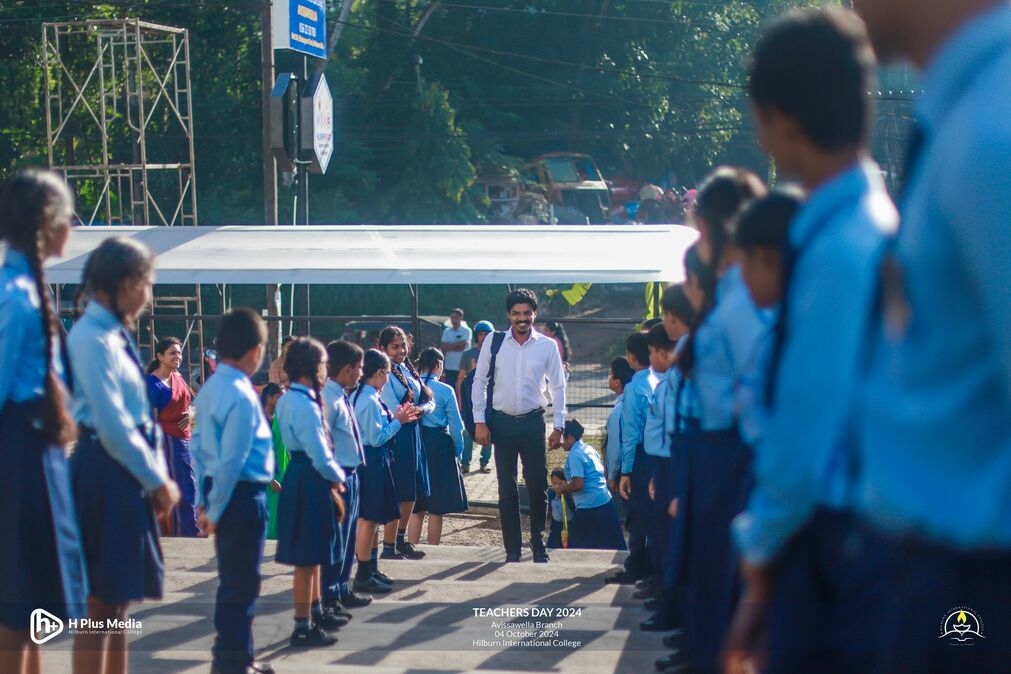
[261,0,277,226]
[302,54,310,226]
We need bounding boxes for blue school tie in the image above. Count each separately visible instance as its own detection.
[344,393,365,465]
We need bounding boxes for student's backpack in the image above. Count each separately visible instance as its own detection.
[460,331,506,438]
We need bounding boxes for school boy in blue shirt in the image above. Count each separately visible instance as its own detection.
[321,340,373,616]
[192,308,276,674]
[724,9,898,674]
[616,332,658,583]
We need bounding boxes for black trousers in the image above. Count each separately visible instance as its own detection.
[489,409,547,554]
[206,479,267,674]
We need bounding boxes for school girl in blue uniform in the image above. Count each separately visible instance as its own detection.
[191,308,275,674]
[0,170,86,673]
[321,340,373,613]
[557,420,626,551]
[546,469,576,549]
[676,167,768,673]
[274,338,348,647]
[378,326,435,560]
[352,349,420,594]
[68,236,181,674]
[409,348,469,545]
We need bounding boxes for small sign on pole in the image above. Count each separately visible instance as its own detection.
[271,0,327,59]
[300,72,333,174]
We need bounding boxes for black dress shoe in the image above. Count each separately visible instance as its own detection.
[644,598,662,612]
[530,540,550,563]
[640,615,678,632]
[603,570,638,585]
[340,590,373,608]
[249,661,275,674]
[380,548,405,560]
[634,576,656,590]
[505,552,521,563]
[212,665,270,674]
[372,569,394,585]
[633,585,658,600]
[353,576,392,594]
[662,631,682,649]
[396,541,426,559]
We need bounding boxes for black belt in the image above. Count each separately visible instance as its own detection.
[491,408,545,423]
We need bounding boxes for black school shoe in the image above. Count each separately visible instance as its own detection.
[604,570,638,585]
[655,650,689,671]
[249,661,276,674]
[211,663,275,674]
[396,541,426,559]
[340,590,373,608]
[353,575,392,594]
[289,624,338,648]
[662,631,682,649]
[324,599,353,619]
[314,608,349,631]
[380,547,405,560]
[640,614,678,632]
[372,569,394,585]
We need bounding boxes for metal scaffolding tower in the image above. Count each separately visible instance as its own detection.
[43,19,198,226]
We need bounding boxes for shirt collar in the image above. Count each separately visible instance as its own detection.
[2,248,31,274]
[289,382,315,399]
[216,363,248,381]
[506,327,542,344]
[631,367,651,382]
[919,4,1011,133]
[83,300,121,330]
[324,379,346,395]
[791,160,878,247]
[614,393,624,405]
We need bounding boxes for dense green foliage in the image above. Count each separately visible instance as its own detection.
[1,0,823,224]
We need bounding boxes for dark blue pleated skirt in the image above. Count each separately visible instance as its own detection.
[415,425,468,515]
[71,430,164,604]
[547,518,564,549]
[0,401,88,629]
[390,421,431,503]
[358,445,399,524]
[568,500,627,551]
[276,452,339,567]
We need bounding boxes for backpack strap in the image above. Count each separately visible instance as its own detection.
[485,331,507,414]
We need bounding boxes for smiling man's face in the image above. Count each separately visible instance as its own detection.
[508,303,536,336]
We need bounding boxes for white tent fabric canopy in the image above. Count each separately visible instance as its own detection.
[42,225,698,285]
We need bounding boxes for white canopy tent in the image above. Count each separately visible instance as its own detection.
[43,224,698,285]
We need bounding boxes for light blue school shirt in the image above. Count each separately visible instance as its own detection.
[605,394,624,481]
[693,265,771,431]
[353,383,402,448]
[0,249,64,405]
[734,325,774,451]
[564,439,612,509]
[191,363,274,524]
[275,384,345,484]
[420,373,465,457]
[663,350,698,440]
[619,368,659,473]
[643,367,672,458]
[735,161,896,565]
[322,379,365,469]
[856,5,1011,550]
[68,301,169,491]
[382,363,437,417]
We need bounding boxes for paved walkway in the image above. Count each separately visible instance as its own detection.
[41,539,667,674]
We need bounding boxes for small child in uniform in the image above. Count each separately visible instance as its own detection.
[546,468,575,549]
[191,308,275,674]
[556,420,627,551]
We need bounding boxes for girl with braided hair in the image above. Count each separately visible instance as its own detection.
[0,169,86,674]
[378,326,434,560]
[274,337,349,647]
[67,235,181,674]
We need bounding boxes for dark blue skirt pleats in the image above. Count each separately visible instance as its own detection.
[71,430,164,604]
[568,501,628,551]
[416,425,468,515]
[0,401,88,629]
[276,452,339,567]
[391,421,430,503]
[358,445,399,524]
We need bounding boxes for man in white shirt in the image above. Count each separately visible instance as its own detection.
[440,308,472,385]
[472,289,567,563]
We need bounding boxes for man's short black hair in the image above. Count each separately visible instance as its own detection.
[506,288,538,312]
[641,317,662,332]
[217,308,267,360]
[647,323,676,351]
[626,332,650,367]
[735,189,804,253]
[748,7,876,152]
